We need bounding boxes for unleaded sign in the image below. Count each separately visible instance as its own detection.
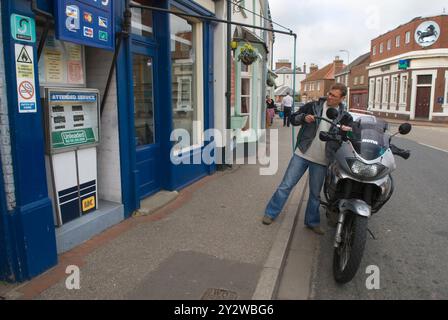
[54,0,114,51]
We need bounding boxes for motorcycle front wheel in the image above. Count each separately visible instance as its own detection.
[333,212,368,284]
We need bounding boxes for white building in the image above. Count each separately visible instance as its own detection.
[214,0,274,148]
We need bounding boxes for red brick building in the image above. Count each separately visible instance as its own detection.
[368,14,448,123]
[301,57,345,102]
[335,53,371,111]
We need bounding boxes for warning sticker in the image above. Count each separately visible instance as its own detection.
[15,44,37,113]
[18,81,34,100]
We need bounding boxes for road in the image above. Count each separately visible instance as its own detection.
[278,124,448,300]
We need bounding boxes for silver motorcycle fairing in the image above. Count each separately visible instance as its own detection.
[335,141,397,181]
[339,199,372,218]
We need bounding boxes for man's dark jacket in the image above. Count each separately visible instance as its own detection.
[290,97,352,163]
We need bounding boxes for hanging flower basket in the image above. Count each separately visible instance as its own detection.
[238,43,258,66]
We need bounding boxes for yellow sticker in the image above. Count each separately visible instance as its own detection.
[82,196,95,212]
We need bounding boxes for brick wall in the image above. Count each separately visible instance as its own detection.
[85,47,122,203]
[0,12,16,211]
[350,61,370,90]
[371,15,448,63]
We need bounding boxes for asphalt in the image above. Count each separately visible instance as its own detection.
[1,118,310,300]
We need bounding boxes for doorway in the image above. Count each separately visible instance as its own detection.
[415,86,431,119]
[132,46,162,199]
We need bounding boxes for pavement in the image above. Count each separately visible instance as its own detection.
[377,117,448,128]
[0,117,311,301]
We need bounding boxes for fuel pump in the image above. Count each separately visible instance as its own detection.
[43,88,100,226]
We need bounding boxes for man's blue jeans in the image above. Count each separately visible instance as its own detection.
[265,154,327,227]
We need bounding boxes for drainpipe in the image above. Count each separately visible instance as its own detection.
[225,0,232,167]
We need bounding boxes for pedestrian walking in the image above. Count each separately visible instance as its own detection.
[266,95,276,127]
[281,92,294,127]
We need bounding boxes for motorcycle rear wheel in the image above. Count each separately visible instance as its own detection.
[333,212,368,284]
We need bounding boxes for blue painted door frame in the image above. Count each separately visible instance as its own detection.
[116,0,216,216]
[1,0,57,281]
[131,39,163,199]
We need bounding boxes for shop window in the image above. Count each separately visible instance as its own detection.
[37,29,85,87]
[240,66,251,131]
[131,2,153,38]
[133,54,155,146]
[382,77,389,103]
[375,78,382,104]
[368,79,375,106]
[391,76,399,104]
[445,71,448,105]
[400,75,408,105]
[170,14,203,151]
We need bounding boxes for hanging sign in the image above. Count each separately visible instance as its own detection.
[54,0,114,51]
[15,44,37,113]
[10,14,36,43]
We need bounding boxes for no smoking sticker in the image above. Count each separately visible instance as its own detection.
[18,81,34,100]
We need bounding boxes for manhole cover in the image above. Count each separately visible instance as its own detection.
[201,288,238,300]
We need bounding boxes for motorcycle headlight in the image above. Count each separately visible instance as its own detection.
[347,159,387,179]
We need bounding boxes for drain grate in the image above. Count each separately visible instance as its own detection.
[201,288,238,300]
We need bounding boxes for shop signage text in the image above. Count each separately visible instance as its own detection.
[54,0,114,51]
[52,128,96,149]
[50,93,97,102]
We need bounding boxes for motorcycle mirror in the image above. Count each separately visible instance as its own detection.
[326,108,339,120]
[399,123,412,135]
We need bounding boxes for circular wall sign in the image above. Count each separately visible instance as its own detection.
[415,21,440,47]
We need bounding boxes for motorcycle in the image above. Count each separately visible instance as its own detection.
[316,108,412,284]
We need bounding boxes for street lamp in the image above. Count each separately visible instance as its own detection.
[339,49,350,65]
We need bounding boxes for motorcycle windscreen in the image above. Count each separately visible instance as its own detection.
[350,126,389,161]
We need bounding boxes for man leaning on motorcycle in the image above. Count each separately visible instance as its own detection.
[262,83,352,235]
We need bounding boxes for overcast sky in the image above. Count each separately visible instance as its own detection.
[269,0,447,70]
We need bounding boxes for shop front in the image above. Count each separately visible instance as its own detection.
[0,0,215,282]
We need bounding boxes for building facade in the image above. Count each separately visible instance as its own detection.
[273,60,307,93]
[335,53,370,110]
[368,15,448,122]
[301,57,345,102]
[0,0,229,282]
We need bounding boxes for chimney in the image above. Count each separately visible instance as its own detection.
[303,63,307,74]
[309,63,318,74]
[276,59,292,70]
[334,55,344,74]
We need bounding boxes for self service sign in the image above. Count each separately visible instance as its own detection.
[54,0,114,51]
